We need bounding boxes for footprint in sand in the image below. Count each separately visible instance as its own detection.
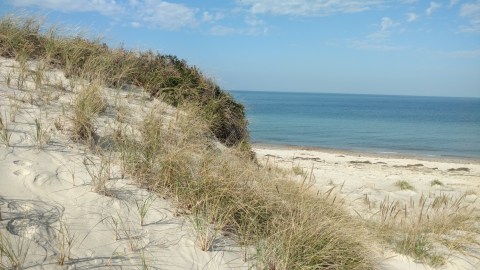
[13,160,33,167]
[13,169,31,176]
[12,160,33,177]
[33,173,50,185]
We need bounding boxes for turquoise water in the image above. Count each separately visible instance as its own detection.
[231,91,480,158]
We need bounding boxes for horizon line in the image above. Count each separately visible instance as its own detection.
[229,89,480,99]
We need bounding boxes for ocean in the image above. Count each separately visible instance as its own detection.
[231,91,480,159]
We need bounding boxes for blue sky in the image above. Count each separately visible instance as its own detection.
[1,0,479,97]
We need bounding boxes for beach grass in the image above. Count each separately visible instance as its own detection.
[0,114,12,146]
[71,81,106,144]
[55,219,77,266]
[0,230,31,270]
[395,180,415,191]
[292,165,305,176]
[431,179,444,186]
[135,195,155,226]
[371,194,479,266]
[2,14,479,269]
[0,14,249,147]
[112,105,376,269]
[83,155,111,195]
[33,117,50,148]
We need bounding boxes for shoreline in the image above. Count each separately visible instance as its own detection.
[252,142,480,269]
[252,142,480,165]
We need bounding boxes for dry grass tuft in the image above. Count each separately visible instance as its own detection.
[33,118,50,148]
[83,155,111,195]
[71,81,106,143]
[55,220,77,266]
[112,103,377,269]
[0,114,12,146]
[370,194,479,266]
[395,180,415,191]
[431,179,444,186]
[0,230,32,270]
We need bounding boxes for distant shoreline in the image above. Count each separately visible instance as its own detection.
[234,91,480,165]
[252,142,480,164]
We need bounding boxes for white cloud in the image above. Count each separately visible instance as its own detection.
[202,12,214,22]
[351,17,403,51]
[136,1,197,30]
[244,26,268,35]
[449,0,460,7]
[380,17,396,32]
[406,12,418,22]
[460,1,480,17]
[426,1,441,16]
[8,0,123,15]
[245,15,264,26]
[368,17,399,41]
[351,40,405,51]
[459,1,480,33]
[131,21,142,28]
[8,0,198,31]
[210,25,238,36]
[202,11,225,23]
[237,0,384,16]
[210,23,267,36]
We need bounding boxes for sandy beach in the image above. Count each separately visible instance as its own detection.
[254,144,480,269]
[0,52,479,269]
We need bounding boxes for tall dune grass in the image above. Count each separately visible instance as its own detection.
[113,105,377,269]
[0,14,248,147]
[6,14,478,269]
[71,81,106,143]
[369,194,479,266]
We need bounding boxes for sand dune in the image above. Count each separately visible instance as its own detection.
[0,57,247,269]
[1,56,479,269]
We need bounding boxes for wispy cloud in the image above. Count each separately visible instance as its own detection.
[350,40,405,51]
[205,9,268,36]
[459,1,480,33]
[209,23,267,36]
[449,0,460,8]
[381,17,396,30]
[368,17,399,41]
[8,0,123,15]
[210,25,238,36]
[237,0,384,16]
[406,12,418,22]
[133,1,198,30]
[202,11,225,23]
[426,1,441,16]
[245,14,264,27]
[8,0,198,31]
[131,21,142,28]
[351,17,404,51]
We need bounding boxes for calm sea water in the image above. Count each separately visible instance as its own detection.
[231,91,480,158]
